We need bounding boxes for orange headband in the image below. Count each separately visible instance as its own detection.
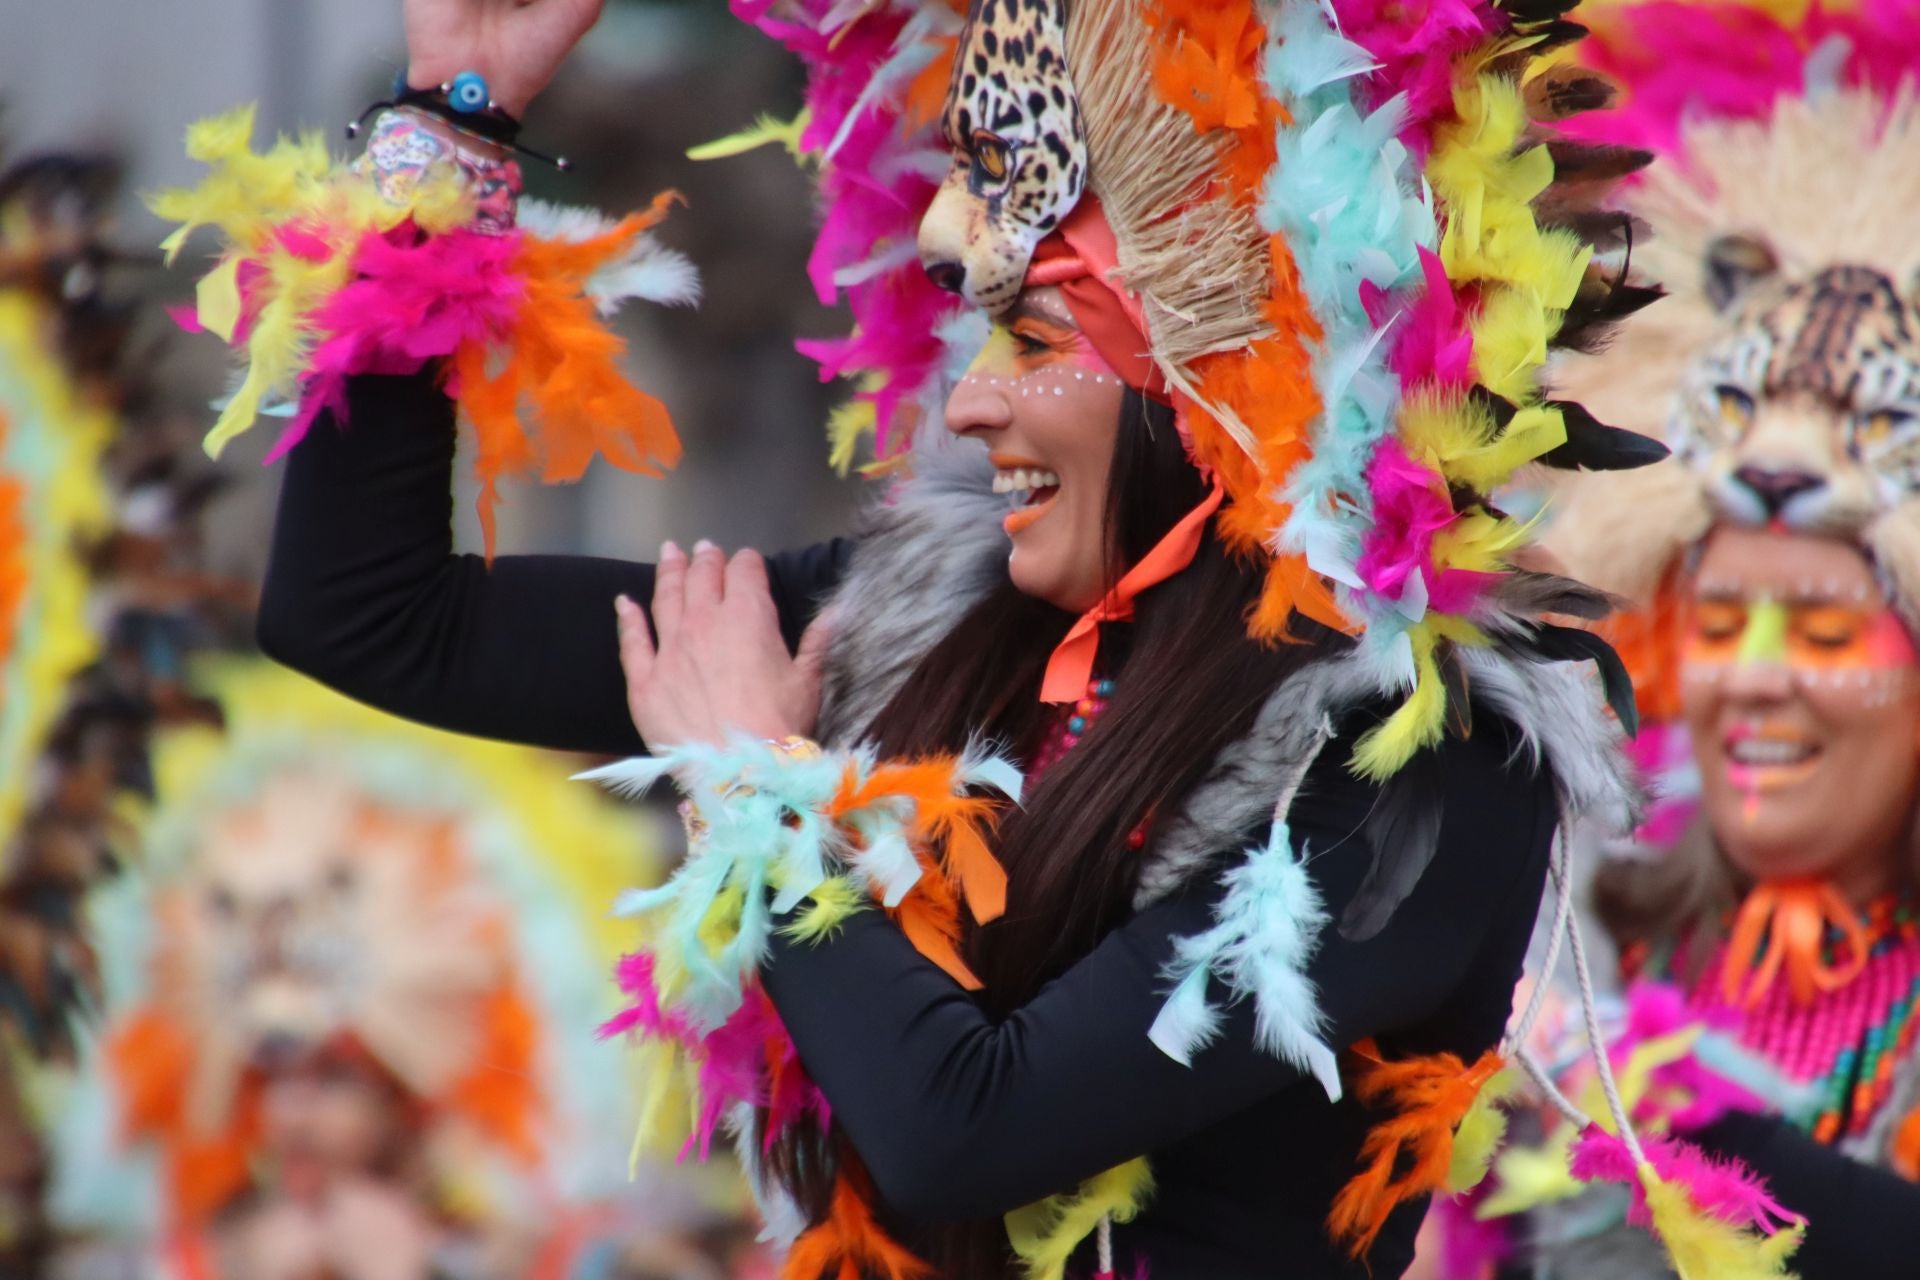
[1024,195,1170,405]
[1024,196,1213,704]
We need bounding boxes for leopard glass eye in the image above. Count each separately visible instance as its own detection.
[1713,384,1756,431]
[1852,407,1917,461]
[971,131,1011,184]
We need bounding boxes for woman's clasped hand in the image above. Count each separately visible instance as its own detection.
[614,540,831,750]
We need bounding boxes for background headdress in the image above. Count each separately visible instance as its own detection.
[730,0,1662,780]
[53,662,660,1243]
[1543,0,1920,718]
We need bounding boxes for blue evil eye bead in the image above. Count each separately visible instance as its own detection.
[447,71,491,113]
[1094,679,1116,698]
[1068,716,1088,735]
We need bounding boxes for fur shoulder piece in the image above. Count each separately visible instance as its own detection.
[814,443,1008,747]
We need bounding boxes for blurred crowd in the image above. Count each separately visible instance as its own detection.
[1,1,858,1274]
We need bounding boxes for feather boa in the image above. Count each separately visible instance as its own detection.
[153,105,694,558]
[0,292,110,843]
[582,735,1019,1170]
[1146,818,1339,1097]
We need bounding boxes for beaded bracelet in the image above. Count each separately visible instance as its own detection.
[354,107,523,236]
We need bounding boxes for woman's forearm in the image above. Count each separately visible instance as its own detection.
[258,372,652,753]
[259,373,851,754]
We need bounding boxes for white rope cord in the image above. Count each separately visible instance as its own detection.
[1096,1212,1114,1274]
[1567,909,1648,1166]
[1503,826,1575,1058]
[1515,1044,1595,1131]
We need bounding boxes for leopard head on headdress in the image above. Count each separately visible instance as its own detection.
[1673,234,1920,541]
[916,0,1087,314]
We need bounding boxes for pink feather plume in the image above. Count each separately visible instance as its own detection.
[1569,1126,1800,1235]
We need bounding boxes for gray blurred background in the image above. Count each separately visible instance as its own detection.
[0,0,860,581]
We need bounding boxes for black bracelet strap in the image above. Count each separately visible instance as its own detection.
[349,72,570,171]
[392,86,523,145]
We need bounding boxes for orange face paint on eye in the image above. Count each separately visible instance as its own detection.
[1684,596,1918,671]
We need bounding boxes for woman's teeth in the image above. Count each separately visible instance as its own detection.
[1727,738,1817,766]
[992,468,1061,497]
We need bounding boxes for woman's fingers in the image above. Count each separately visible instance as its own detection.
[724,548,778,625]
[614,594,655,684]
[684,539,726,617]
[652,540,686,642]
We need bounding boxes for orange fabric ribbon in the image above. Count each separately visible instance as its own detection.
[1025,195,1170,403]
[1720,879,1871,1009]
[1039,481,1226,703]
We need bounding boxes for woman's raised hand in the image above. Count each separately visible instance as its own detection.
[404,0,605,118]
[616,541,832,750]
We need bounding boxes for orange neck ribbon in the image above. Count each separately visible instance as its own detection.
[1721,879,1870,1009]
[1039,481,1225,704]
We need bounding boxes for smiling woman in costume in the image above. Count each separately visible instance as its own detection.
[159,0,1693,1275]
[1458,2,1920,1276]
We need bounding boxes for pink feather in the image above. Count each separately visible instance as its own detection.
[733,0,958,455]
[1569,1126,1800,1234]
[1337,0,1506,161]
[1356,439,1456,603]
[265,226,524,461]
[1365,247,1475,392]
[1563,0,1920,155]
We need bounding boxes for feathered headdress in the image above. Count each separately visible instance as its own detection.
[58,662,659,1236]
[729,0,1660,779]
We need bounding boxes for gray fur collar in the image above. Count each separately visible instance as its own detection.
[814,444,1639,910]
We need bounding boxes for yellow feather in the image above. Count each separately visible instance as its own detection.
[194,255,245,343]
[688,109,814,162]
[1477,1129,1583,1218]
[1642,1169,1804,1280]
[1004,1158,1154,1280]
[696,882,747,954]
[1443,404,1567,494]
[826,395,878,476]
[1446,1066,1524,1193]
[1351,624,1446,780]
[779,876,866,942]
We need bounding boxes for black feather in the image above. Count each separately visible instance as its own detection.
[1440,641,1474,740]
[1540,210,1650,257]
[1513,624,1639,739]
[1526,68,1618,121]
[1342,746,1448,941]
[1554,282,1665,354]
[1490,570,1622,621]
[1538,401,1671,471]
[1499,0,1583,22]
[1546,141,1655,185]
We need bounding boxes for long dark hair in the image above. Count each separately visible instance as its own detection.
[777,392,1348,1276]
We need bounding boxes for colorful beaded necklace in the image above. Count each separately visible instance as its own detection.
[1029,676,1116,777]
[1686,892,1920,1144]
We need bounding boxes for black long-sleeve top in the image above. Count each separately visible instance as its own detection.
[256,375,1920,1278]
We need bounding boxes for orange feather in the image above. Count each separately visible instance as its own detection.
[1327,1043,1505,1260]
[450,193,686,561]
[784,1167,934,1280]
